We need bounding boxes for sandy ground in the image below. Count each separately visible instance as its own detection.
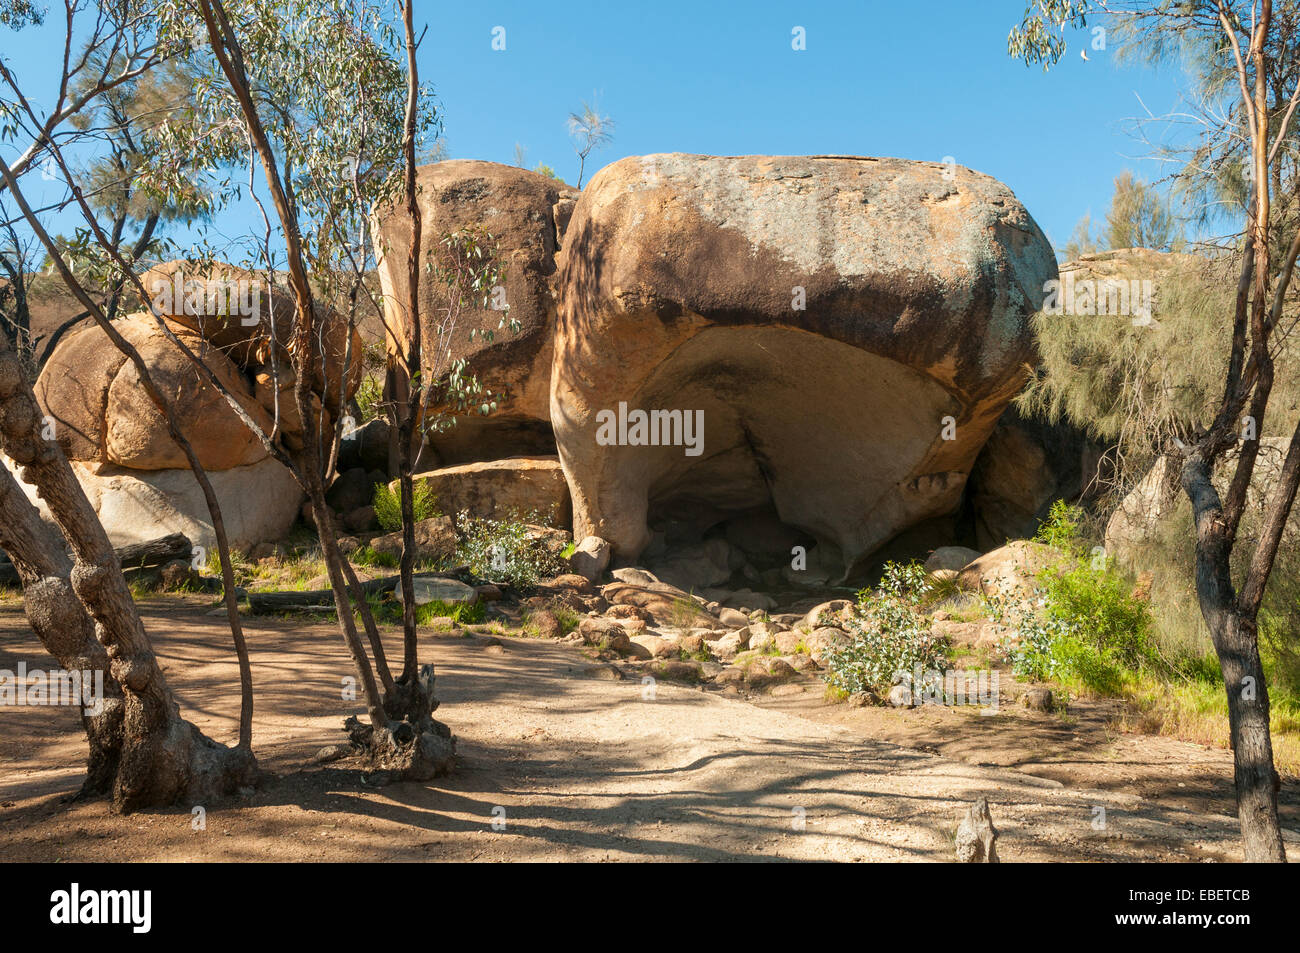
[1,595,1297,862]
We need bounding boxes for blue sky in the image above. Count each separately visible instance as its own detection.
[3,0,1200,255]
[417,0,1194,250]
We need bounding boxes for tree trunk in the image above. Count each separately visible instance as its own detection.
[0,461,124,797]
[1183,454,1286,862]
[0,341,256,812]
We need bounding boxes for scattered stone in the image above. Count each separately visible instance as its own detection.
[579,617,632,654]
[770,683,804,697]
[711,632,745,661]
[475,583,503,602]
[610,566,659,587]
[530,609,563,639]
[802,599,851,631]
[583,664,624,681]
[647,659,703,682]
[403,577,479,607]
[783,653,819,673]
[774,630,803,655]
[551,572,594,594]
[632,634,678,659]
[606,603,652,622]
[343,505,376,532]
[158,558,200,590]
[313,744,354,764]
[924,546,982,573]
[717,607,750,628]
[955,798,999,863]
[1021,688,1056,712]
[250,541,278,561]
[888,683,915,708]
[714,666,746,687]
[804,626,851,664]
[370,515,458,563]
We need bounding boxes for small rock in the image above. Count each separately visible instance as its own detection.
[579,617,632,655]
[568,536,611,584]
[610,566,660,587]
[714,666,746,686]
[888,683,915,708]
[711,632,745,660]
[343,505,377,532]
[774,630,803,654]
[1021,688,1056,712]
[925,546,982,573]
[159,559,200,590]
[648,659,702,682]
[403,577,479,606]
[954,797,998,863]
[530,609,563,639]
[583,664,624,681]
[802,599,851,631]
[551,573,594,594]
[313,744,353,764]
[717,607,750,628]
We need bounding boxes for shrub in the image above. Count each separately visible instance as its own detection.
[995,590,1130,695]
[1038,561,1157,668]
[823,568,951,696]
[455,511,565,589]
[372,481,440,533]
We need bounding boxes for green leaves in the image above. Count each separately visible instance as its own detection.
[1007,0,1095,69]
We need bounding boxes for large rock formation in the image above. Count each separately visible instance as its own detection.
[137,259,364,449]
[550,154,1055,577]
[967,405,1105,550]
[27,291,361,550]
[373,160,576,465]
[401,455,571,527]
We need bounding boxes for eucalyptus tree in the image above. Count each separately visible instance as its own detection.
[145,0,467,774]
[0,0,259,810]
[1010,0,1300,862]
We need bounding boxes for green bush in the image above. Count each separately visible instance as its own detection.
[372,481,440,533]
[823,563,951,696]
[1038,562,1157,668]
[455,510,565,589]
[996,594,1127,694]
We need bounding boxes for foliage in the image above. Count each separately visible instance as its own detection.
[822,562,952,696]
[1105,171,1180,251]
[455,510,565,589]
[566,98,614,188]
[372,480,439,533]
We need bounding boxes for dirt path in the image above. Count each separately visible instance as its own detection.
[1,596,1296,861]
